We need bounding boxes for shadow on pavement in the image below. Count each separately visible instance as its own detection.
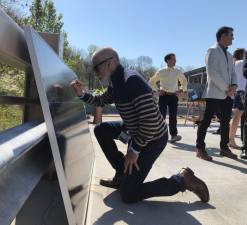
[170,142,196,152]
[169,142,222,157]
[93,191,215,225]
[211,159,247,174]
[169,143,222,157]
[168,143,247,173]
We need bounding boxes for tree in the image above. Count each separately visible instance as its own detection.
[0,0,28,12]
[120,57,135,70]
[136,56,153,71]
[141,67,157,81]
[28,0,43,31]
[0,0,87,130]
[0,0,28,26]
[65,47,86,82]
[43,0,63,33]
[0,0,28,8]
[87,45,99,60]
[27,1,88,83]
[27,0,63,33]
[62,32,70,61]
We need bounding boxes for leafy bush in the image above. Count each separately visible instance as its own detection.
[0,105,23,132]
[0,65,25,131]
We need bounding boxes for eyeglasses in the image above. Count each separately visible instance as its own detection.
[93,57,113,72]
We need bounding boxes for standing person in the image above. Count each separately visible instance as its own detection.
[149,53,187,143]
[196,26,238,161]
[70,47,209,203]
[229,48,246,149]
[241,55,247,159]
[212,111,222,135]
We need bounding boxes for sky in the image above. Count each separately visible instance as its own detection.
[52,0,247,69]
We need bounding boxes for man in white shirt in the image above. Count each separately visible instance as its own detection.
[196,26,238,161]
[149,53,187,143]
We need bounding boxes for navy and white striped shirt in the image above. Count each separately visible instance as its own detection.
[81,65,168,152]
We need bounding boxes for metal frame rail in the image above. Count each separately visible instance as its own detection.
[0,8,66,225]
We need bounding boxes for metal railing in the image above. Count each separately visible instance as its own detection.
[0,8,68,225]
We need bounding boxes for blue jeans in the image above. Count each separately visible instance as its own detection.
[94,121,186,203]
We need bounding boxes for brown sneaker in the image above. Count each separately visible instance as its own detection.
[220,148,237,159]
[170,135,182,143]
[100,175,122,189]
[180,167,210,203]
[196,149,213,161]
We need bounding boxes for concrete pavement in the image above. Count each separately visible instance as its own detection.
[86,117,247,225]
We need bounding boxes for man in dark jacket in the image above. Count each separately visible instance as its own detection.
[70,47,209,203]
[241,57,247,159]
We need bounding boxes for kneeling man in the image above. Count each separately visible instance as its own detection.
[70,47,209,203]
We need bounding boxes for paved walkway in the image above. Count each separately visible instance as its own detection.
[86,117,247,225]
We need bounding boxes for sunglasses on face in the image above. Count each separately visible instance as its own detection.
[93,57,113,72]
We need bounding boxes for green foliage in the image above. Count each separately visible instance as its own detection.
[139,66,157,81]
[63,43,88,84]
[43,1,63,32]
[0,64,25,96]
[93,87,107,96]
[0,64,25,131]
[66,52,87,82]
[28,0,43,30]
[62,32,70,60]
[0,105,23,131]
[27,0,63,33]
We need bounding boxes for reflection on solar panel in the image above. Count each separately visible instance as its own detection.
[25,26,95,225]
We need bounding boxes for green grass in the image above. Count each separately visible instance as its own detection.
[0,65,25,132]
[0,105,23,132]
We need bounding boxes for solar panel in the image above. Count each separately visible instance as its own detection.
[24,26,95,225]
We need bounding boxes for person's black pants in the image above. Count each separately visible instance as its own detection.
[159,95,178,136]
[242,103,247,150]
[196,97,233,149]
[241,112,245,142]
[94,121,186,203]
